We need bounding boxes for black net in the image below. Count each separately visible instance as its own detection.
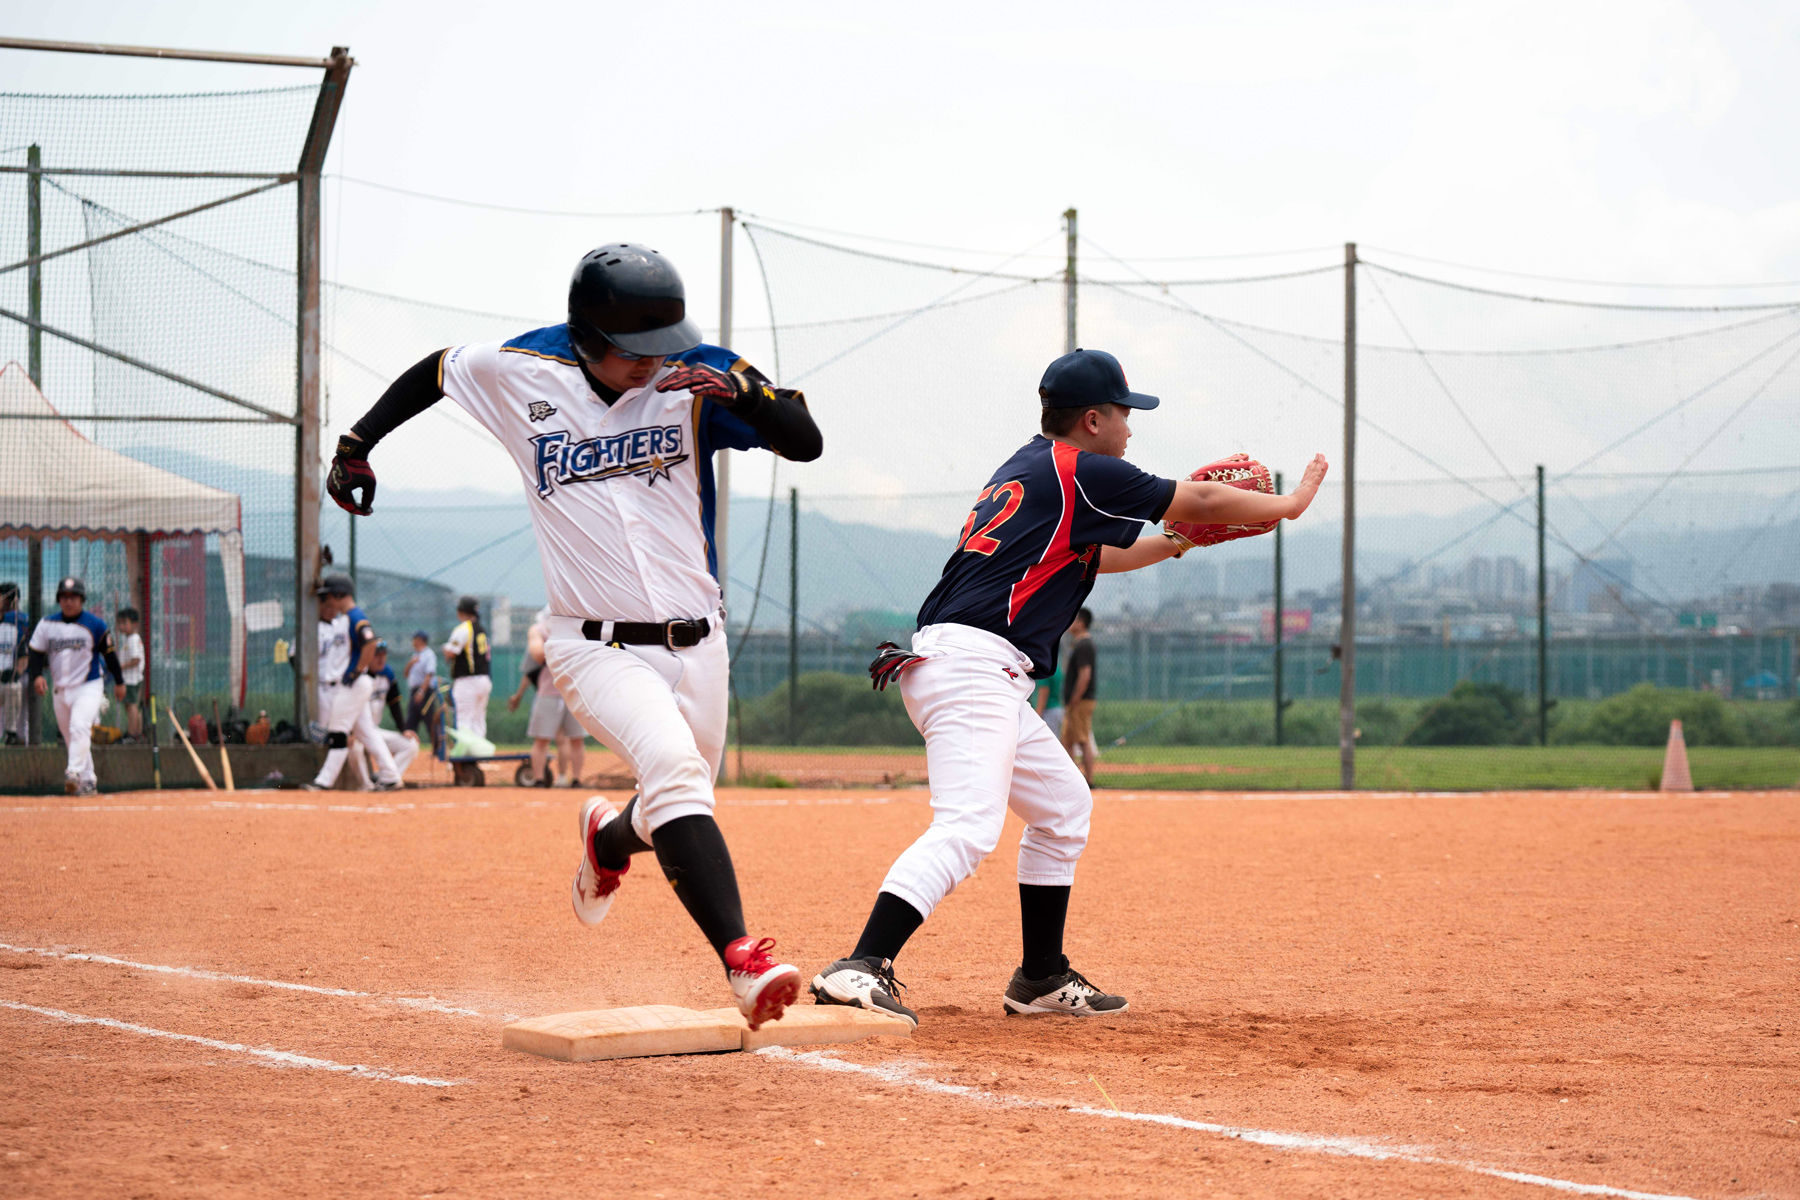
[730,222,1800,789]
[0,86,317,737]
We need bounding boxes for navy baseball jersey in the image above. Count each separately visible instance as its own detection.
[340,606,377,686]
[916,436,1175,677]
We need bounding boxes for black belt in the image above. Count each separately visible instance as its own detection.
[581,617,711,650]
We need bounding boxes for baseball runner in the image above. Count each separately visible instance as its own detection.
[364,641,420,782]
[304,575,402,792]
[324,244,824,1029]
[25,577,125,795]
[811,349,1327,1026]
[443,596,492,740]
[0,581,30,744]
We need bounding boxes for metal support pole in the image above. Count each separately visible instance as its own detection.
[788,486,799,746]
[715,207,734,600]
[26,144,41,386]
[1537,463,1549,745]
[1339,243,1358,790]
[1063,208,1078,353]
[1274,470,1285,747]
[25,144,43,745]
[294,48,353,728]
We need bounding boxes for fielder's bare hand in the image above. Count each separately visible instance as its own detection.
[1287,452,1329,519]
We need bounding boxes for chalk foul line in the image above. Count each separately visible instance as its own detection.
[757,1048,1699,1200]
[0,998,460,1088]
[0,942,517,1022]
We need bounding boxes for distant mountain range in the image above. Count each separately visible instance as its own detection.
[120,445,1799,626]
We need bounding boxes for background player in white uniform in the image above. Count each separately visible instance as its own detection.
[26,576,125,795]
[811,349,1328,1026]
[507,608,586,787]
[442,597,492,740]
[325,244,824,1029]
[305,576,401,792]
[364,641,419,782]
[0,581,30,744]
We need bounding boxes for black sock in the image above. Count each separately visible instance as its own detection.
[1019,883,1071,980]
[650,814,747,960]
[592,794,652,869]
[850,891,925,964]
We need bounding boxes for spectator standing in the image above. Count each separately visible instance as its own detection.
[0,581,28,744]
[115,606,144,741]
[403,630,439,753]
[26,577,124,794]
[507,608,587,787]
[443,595,492,741]
[1060,608,1099,784]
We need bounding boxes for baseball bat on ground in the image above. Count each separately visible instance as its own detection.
[211,699,236,792]
[166,703,218,791]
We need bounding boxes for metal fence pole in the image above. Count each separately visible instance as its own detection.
[294,48,353,728]
[788,487,799,745]
[1274,470,1285,746]
[24,143,43,743]
[1537,463,1549,745]
[1063,208,1077,353]
[716,207,734,597]
[1339,243,1357,789]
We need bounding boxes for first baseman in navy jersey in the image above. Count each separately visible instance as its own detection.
[812,349,1328,1026]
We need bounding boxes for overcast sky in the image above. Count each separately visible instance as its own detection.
[5,0,1799,513]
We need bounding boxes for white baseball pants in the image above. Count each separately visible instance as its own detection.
[53,678,106,788]
[312,675,400,788]
[542,615,726,842]
[882,623,1092,919]
[451,675,492,739]
[0,678,27,742]
[369,728,418,780]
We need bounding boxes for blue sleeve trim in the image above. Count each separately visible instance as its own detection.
[501,324,578,366]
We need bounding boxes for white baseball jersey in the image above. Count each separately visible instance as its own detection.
[319,614,352,683]
[28,611,115,691]
[440,329,776,621]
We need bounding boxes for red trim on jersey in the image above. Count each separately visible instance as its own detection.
[1006,441,1079,623]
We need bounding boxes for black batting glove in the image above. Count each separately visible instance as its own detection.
[655,363,774,412]
[327,434,376,516]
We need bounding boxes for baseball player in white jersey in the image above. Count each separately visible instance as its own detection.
[325,244,824,1029]
[364,642,420,781]
[442,596,492,740]
[26,576,125,795]
[304,575,401,792]
[0,581,30,744]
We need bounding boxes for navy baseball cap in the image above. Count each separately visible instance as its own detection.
[1038,349,1160,410]
[412,629,429,641]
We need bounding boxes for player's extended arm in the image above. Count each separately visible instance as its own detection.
[655,364,823,461]
[1099,531,1183,573]
[327,350,449,515]
[1164,452,1329,527]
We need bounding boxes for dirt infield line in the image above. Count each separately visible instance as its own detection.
[2,936,1704,1200]
[0,942,511,1020]
[759,1048,1700,1200]
[0,998,462,1088]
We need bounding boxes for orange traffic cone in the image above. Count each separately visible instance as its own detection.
[1660,719,1694,792]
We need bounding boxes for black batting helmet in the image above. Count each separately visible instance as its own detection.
[567,244,702,360]
[456,595,480,615]
[315,574,353,598]
[55,576,85,599]
[0,581,17,606]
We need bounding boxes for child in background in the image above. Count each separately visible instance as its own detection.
[115,606,144,741]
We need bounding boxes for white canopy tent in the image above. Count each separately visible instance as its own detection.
[0,362,246,701]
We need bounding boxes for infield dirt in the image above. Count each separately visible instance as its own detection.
[1,785,1795,1198]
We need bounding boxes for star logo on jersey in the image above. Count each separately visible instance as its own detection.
[527,401,558,423]
[529,425,690,498]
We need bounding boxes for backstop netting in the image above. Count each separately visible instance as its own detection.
[0,85,317,734]
[726,222,1800,789]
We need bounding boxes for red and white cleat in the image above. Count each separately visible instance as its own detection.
[724,936,802,1031]
[570,796,630,926]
